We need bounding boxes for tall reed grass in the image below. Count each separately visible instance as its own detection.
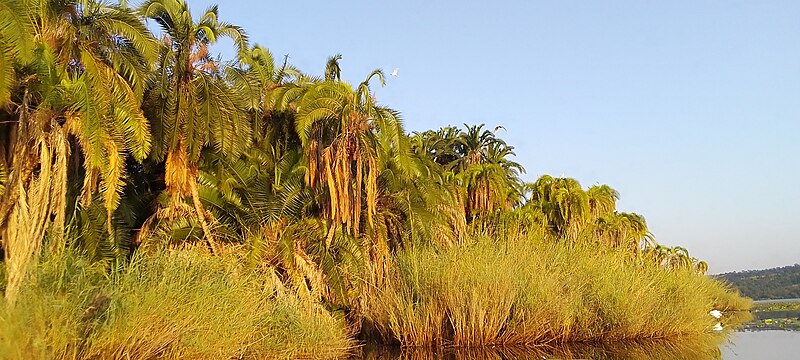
[362,231,750,348]
[0,230,750,356]
[0,250,352,359]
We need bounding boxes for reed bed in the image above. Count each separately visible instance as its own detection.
[362,231,750,348]
[0,250,352,360]
[0,231,749,357]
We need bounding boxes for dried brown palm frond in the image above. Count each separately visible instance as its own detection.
[1,1,157,305]
[3,127,68,304]
[296,71,398,244]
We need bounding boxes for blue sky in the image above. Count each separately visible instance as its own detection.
[174,0,799,273]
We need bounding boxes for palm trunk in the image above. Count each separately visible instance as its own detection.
[189,175,217,254]
[163,141,217,254]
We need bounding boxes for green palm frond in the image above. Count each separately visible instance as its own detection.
[195,73,251,159]
[0,0,34,103]
[65,194,134,263]
[0,0,31,103]
[324,54,342,81]
[110,71,152,162]
[586,185,615,217]
[0,45,15,106]
[94,3,159,60]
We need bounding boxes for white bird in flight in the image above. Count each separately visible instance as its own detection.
[391,68,399,77]
[493,125,506,134]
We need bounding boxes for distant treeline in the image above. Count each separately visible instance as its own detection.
[718,264,800,300]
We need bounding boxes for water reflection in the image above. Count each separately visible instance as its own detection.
[358,338,727,360]
[354,312,762,360]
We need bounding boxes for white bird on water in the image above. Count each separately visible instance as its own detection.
[391,68,399,77]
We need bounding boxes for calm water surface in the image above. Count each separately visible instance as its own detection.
[721,331,800,359]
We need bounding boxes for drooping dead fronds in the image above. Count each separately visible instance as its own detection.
[3,127,69,305]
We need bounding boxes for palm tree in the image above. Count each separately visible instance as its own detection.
[695,260,709,275]
[296,65,404,239]
[527,175,590,241]
[295,59,413,286]
[0,0,156,304]
[652,245,696,271]
[1,0,157,230]
[139,0,250,249]
[586,185,619,220]
[413,124,525,220]
[457,161,517,219]
[324,54,343,81]
[227,44,312,170]
[376,134,465,246]
[410,126,462,169]
[484,141,525,208]
[671,246,694,270]
[453,124,500,171]
[592,212,653,253]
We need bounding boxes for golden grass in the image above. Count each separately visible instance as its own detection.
[0,249,353,360]
[0,229,751,356]
[362,230,750,348]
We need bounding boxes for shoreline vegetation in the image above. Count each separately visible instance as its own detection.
[0,0,750,358]
[362,231,750,348]
[741,301,800,331]
[717,264,800,300]
[0,251,353,359]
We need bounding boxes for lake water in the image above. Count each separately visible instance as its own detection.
[356,330,800,359]
[355,301,799,359]
[721,331,800,359]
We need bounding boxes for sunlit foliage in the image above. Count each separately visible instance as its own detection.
[0,1,734,353]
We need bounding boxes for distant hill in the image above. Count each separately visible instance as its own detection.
[717,264,800,300]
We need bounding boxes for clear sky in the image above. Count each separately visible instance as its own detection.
[176,0,800,273]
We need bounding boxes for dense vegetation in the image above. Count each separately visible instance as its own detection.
[0,0,749,358]
[718,264,800,300]
[0,250,351,359]
[362,231,746,348]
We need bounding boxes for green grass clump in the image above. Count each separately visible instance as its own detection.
[0,250,352,359]
[363,231,749,348]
